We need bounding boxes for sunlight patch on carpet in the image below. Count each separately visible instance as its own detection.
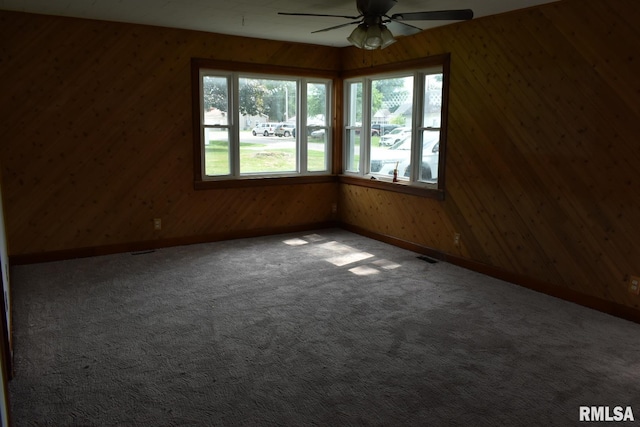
[283,238,309,246]
[372,259,401,270]
[303,234,326,242]
[349,265,380,276]
[318,241,357,253]
[326,251,375,266]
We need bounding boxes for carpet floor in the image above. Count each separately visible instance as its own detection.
[7,229,640,426]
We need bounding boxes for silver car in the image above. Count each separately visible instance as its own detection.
[371,131,440,182]
[379,127,411,146]
[251,122,278,136]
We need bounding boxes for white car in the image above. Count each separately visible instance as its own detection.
[371,131,440,182]
[275,123,295,137]
[310,128,325,138]
[251,122,278,136]
[379,127,411,146]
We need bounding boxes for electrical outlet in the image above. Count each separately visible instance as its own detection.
[629,276,640,295]
[453,232,460,246]
[331,203,337,214]
[153,218,162,231]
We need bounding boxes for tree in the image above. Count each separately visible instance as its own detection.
[202,76,228,112]
[239,78,269,118]
[371,85,383,114]
[307,83,326,120]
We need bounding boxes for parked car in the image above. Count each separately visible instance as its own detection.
[251,122,278,136]
[275,123,295,137]
[351,126,384,136]
[370,138,411,176]
[307,125,326,136]
[371,131,440,182]
[310,128,326,138]
[379,127,411,146]
[372,123,399,136]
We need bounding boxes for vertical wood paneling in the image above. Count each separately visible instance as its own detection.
[340,0,640,311]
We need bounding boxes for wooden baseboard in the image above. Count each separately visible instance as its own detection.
[9,221,340,265]
[341,223,640,325]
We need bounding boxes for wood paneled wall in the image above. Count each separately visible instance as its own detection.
[0,11,340,258]
[340,0,640,313]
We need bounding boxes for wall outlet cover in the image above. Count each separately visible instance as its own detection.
[629,276,640,295]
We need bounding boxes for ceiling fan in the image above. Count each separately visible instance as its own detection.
[278,0,473,50]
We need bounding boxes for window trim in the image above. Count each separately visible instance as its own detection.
[338,54,450,200]
[191,58,339,190]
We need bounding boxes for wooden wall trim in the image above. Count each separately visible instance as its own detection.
[339,175,445,200]
[192,58,339,79]
[341,223,640,325]
[9,221,339,266]
[339,54,451,78]
[194,175,338,190]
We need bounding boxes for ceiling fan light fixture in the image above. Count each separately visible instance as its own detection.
[364,24,383,49]
[380,26,396,48]
[347,24,368,48]
[348,23,395,50]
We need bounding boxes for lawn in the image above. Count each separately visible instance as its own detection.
[204,140,327,176]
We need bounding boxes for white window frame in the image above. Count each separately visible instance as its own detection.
[192,59,334,187]
[341,55,450,198]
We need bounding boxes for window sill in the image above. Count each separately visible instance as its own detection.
[338,175,445,200]
[194,174,338,190]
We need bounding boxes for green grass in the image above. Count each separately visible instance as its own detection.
[204,140,327,176]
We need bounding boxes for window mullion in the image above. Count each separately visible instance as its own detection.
[198,73,207,180]
[230,74,241,177]
[343,80,361,175]
[361,78,372,176]
[410,72,425,183]
[299,80,307,174]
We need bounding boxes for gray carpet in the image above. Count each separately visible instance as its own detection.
[8,229,640,426]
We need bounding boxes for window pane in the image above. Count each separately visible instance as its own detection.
[419,129,440,183]
[423,73,443,128]
[203,128,230,176]
[420,73,443,184]
[239,78,297,174]
[308,129,328,171]
[202,76,229,126]
[308,82,328,172]
[370,134,411,179]
[370,76,413,178]
[345,82,362,172]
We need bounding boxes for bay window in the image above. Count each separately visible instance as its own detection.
[342,55,450,198]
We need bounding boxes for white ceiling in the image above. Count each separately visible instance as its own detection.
[0,0,558,47]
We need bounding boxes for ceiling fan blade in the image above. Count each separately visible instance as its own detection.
[311,20,362,33]
[386,19,423,36]
[357,0,398,16]
[391,9,474,21]
[278,12,361,20]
